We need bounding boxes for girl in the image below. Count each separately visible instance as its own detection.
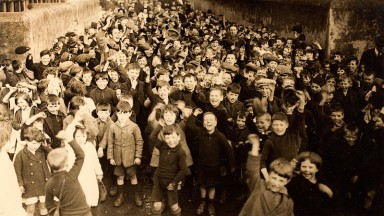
[10,92,40,156]
[287,151,334,216]
[13,127,51,216]
[74,126,103,207]
[64,96,98,145]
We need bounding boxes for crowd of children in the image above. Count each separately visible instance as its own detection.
[0,0,384,215]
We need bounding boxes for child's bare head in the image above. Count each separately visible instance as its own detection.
[256,112,271,133]
[268,158,293,191]
[47,148,68,172]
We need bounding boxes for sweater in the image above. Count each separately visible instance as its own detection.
[155,142,187,185]
[45,140,90,216]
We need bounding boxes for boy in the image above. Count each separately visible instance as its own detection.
[239,133,294,216]
[96,103,117,196]
[186,111,235,216]
[89,71,119,112]
[333,75,359,124]
[107,101,143,207]
[151,125,187,216]
[260,111,304,181]
[43,94,66,149]
[223,83,244,121]
[45,117,92,216]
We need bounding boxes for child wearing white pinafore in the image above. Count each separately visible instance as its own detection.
[73,127,103,207]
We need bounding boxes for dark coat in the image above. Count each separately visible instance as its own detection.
[13,146,51,198]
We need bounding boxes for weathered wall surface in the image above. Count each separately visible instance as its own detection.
[328,4,384,59]
[190,0,384,59]
[190,0,329,52]
[0,0,102,62]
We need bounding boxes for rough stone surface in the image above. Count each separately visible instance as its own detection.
[190,0,384,59]
[0,0,102,62]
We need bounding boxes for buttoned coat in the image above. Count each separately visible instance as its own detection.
[13,146,51,198]
[107,120,143,167]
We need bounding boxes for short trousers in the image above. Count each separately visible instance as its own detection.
[23,196,45,205]
[114,165,137,178]
[151,176,179,206]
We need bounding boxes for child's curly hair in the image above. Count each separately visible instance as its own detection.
[23,126,46,142]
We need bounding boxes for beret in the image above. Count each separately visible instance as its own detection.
[15,46,31,55]
[67,38,77,48]
[255,78,276,87]
[166,28,180,41]
[222,62,239,72]
[263,53,280,63]
[245,63,260,72]
[65,32,77,38]
[73,54,92,64]
[277,65,293,74]
[59,61,74,72]
[60,52,70,62]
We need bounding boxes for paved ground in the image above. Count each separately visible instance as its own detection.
[90,168,244,216]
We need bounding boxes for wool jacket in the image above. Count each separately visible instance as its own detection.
[239,155,294,216]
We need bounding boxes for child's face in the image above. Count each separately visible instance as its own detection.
[82,73,93,86]
[173,78,183,90]
[326,78,336,87]
[128,69,140,80]
[258,85,271,98]
[108,71,120,83]
[225,54,237,65]
[302,75,311,86]
[343,131,358,146]
[348,60,358,71]
[256,116,271,133]
[163,111,177,125]
[96,78,108,90]
[226,91,239,104]
[17,98,29,110]
[337,68,346,77]
[41,54,51,66]
[334,55,342,62]
[208,66,218,75]
[116,111,131,124]
[310,83,321,93]
[209,89,223,107]
[183,77,197,91]
[363,74,374,86]
[27,140,42,152]
[138,57,148,68]
[203,114,217,133]
[300,159,318,182]
[269,171,289,192]
[330,111,344,126]
[97,110,110,121]
[164,131,181,148]
[222,73,232,87]
[236,116,246,129]
[74,130,87,145]
[339,80,351,90]
[272,120,288,136]
[157,86,170,100]
[267,61,278,71]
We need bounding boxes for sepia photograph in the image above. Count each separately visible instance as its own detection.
[0,0,384,215]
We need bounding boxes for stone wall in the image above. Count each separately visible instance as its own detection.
[0,0,102,62]
[328,5,384,59]
[189,0,384,59]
